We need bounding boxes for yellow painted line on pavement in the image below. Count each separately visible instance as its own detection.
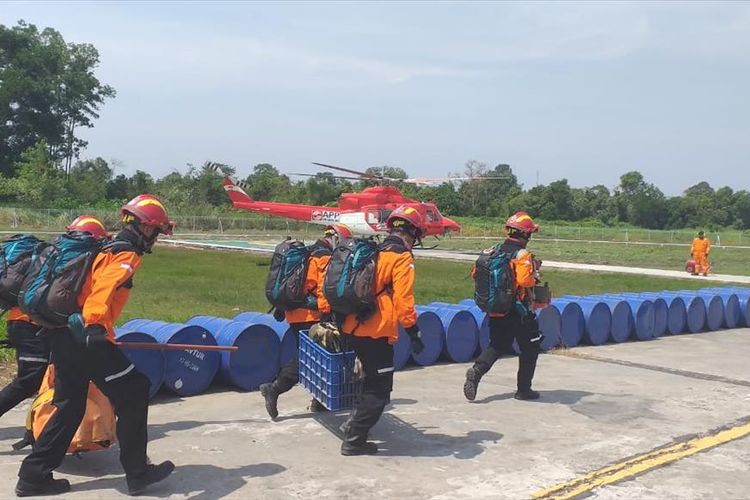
[532,418,750,500]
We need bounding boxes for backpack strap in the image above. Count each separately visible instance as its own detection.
[102,239,137,255]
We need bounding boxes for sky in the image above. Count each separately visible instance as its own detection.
[3,1,750,196]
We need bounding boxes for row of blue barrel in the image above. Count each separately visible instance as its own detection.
[115,286,749,398]
[535,286,750,348]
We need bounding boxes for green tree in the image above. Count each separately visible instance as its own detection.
[11,140,67,205]
[0,20,114,175]
[68,157,112,204]
[614,171,667,229]
[243,164,292,201]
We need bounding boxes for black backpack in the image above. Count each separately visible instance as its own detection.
[19,232,103,329]
[265,239,314,311]
[0,234,46,311]
[323,238,380,319]
[474,245,517,314]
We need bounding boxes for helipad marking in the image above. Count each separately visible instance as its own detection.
[532,417,750,500]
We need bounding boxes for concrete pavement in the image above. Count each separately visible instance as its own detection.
[1,329,749,499]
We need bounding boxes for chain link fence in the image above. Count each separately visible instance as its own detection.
[2,207,749,246]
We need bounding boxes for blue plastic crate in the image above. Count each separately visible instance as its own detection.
[298,330,362,411]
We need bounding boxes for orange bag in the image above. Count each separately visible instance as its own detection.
[24,365,116,454]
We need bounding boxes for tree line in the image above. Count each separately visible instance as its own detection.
[2,20,749,230]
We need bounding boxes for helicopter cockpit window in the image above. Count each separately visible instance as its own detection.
[367,211,380,224]
[426,209,439,222]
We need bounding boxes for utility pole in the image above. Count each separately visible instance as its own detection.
[536,170,540,186]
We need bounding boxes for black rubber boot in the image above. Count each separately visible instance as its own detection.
[309,398,328,413]
[126,460,175,496]
[15,475,71,497]
[463,366,482,401]
[340,441,378,456]
[259,383,280,420]
[514,389,540,400]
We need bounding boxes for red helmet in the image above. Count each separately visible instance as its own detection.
[67,215,110,239]
[324,224,352,239]
[386,205,426,237]
[505,211,539,234]
[121,194,174,235]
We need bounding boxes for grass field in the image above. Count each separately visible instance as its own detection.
[0,246,727,362]
[433,238,750,276]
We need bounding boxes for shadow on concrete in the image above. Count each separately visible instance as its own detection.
[0,425,26,442]
[376,414,502,459]
[475,389,594,406]
[312,411,501,459]
[57,418,264,477]
[69,462,286,498]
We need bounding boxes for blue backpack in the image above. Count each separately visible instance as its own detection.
[265,239,314,311]
[19,232,103,329]
[0,234,46,311]
[323,238,379,318]
[473,245,517,314]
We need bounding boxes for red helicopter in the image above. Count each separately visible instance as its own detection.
[207,162,462,237]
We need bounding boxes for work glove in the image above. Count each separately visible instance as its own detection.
[84,324,109,348]
[67,314,108,348]
[273,308,286,322]
[405,325,425,355]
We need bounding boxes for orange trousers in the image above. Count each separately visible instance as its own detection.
[694,253,709,276]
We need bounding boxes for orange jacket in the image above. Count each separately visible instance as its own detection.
[691,237,710,257]
[285,252,332,324]
[78,247,142,340]
[8,306,32,323]
[342,237,418,343]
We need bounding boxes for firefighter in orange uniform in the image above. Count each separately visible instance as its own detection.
[464,212,544,402]
[340,206,425,456]
[260,224,352,420]
[0,217,107,423]
[691,231,711,276]
[16,197,175,497]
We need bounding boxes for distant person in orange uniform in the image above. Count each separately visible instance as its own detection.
[0,216,108,422]
[260,224,351,420]
[16,196,175,498]
[691,231,711,276]
[339,206,425,456]
[464,211,544,402]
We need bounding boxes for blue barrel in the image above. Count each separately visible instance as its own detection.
[412,307,445,366]
[693,293,724,331]
[394,326,411,370]
[741,297,750,327]
[186,316,280,391]
[537,306,561,350]
[466,306,490,352]
[552,296,612,347]
[700,292,741,329]
[625,299,655,340]
[661,292,706,333]
[458,298,476,308]
[632,294,668,337]
[652,295,687,334]
[120,319,220,396]
[234,312,297,367]
[567,299,610,346]
[583,297,631,342]
[114,327,165,399]
[425,304,478,363]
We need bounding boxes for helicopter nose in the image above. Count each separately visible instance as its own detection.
[442,216,461,234]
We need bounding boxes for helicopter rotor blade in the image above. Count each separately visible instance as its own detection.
[290,172,363,181]
[312,162,383,180]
